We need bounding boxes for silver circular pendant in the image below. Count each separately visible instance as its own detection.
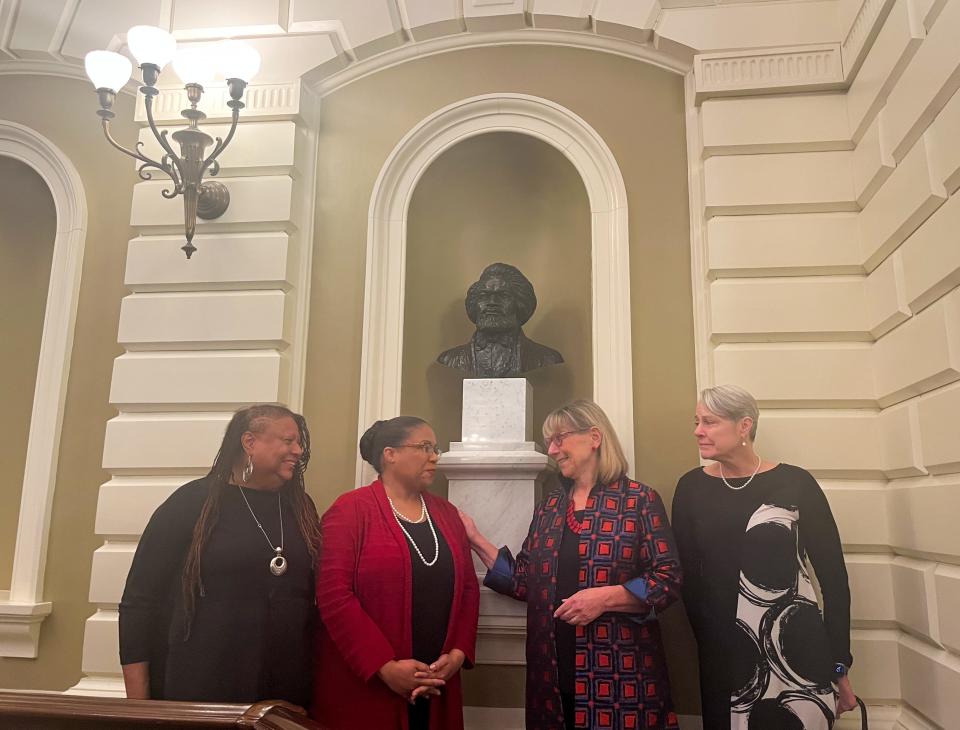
[270,554,287,576]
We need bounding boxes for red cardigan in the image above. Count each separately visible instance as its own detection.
[312,480,479,730]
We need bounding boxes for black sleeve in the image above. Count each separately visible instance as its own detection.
[798,469,853,667]
[671,475,702,631]
[118,481,204,666]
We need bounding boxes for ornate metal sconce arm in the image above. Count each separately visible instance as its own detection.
[98,115,182,195]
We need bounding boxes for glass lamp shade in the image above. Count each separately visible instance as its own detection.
[126,25,177,69]
[172,46,218,87]
[84,50,133,91]
[217,39,261,82]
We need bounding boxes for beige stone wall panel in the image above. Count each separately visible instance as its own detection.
[88,544,136,606]
[109,351,286,410]
[887,476,960,559]
[866,251,911,337]
[758,410,883,477]
[706,213,862,277]
[713,344,875,406]
[873,291,960,405]
[878,400,925,477]
[850,628,902,699]
[899,185,960,312]
[124,233,294,292]
[80,610,120,677]
[845,0,924,142]
[891,556,939,643]
[136,121,298,178]
[700,93,851,155]
[117,291,288,350]
[822,481,891,549]
[703,151,857,215]
[858,132,946,272]
[934,565,960,654]
[847,554,896,625]
[882,0,960,161]
[101,414,233,472]
[926,86,960,194]
[852,112,895,206]
[94,479,189,539]
[129,176,294,229]
[898,635,960,728]
[917,379,960,474]
[710,277,869,341]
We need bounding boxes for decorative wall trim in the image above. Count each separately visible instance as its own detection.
[694,44,844,102]
[308,28,693,97]
[841,0,896,82]
[0,120,88,657]
[356,93,635,485]
[135,81,303,124]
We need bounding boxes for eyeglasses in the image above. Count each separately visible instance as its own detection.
[543,428,591,449]
[396,442,443,456]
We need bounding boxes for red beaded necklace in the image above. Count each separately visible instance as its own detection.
[565,499,584,535]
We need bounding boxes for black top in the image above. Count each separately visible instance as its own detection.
[672,464,851,727]
[403,517,454,663]
[555,509,583,695]
[119,478,315,707]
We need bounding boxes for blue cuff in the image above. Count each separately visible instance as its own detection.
[483,546,516,596]
[623,577,655,624]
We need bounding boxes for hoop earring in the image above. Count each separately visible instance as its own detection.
[242,455,254,483]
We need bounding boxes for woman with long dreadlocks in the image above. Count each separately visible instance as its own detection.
[118,404,321,708]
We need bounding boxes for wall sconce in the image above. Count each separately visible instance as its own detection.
[85,27,261,258]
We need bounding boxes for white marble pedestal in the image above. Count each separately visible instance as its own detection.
[439,378,555,666]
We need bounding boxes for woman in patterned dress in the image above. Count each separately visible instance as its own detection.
[672,384,858,729]
[460,399,682,730]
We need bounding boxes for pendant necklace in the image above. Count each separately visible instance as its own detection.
[237,485,287,576]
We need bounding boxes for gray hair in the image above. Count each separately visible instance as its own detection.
[700,384,759,441]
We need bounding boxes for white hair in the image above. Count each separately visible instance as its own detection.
[700,384,759,441]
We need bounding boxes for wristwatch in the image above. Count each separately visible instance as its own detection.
[833,662,849,679]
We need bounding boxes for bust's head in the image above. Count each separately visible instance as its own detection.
[465,263,537,334]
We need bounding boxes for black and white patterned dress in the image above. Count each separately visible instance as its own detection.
[672,464,852,730]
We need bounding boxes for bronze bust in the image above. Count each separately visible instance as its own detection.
[437,263,564,378]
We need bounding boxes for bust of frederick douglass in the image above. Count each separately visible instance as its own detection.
[437,262,564,378]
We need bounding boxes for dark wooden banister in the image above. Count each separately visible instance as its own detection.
[0,691,326,728]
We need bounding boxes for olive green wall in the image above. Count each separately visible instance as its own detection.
[0,157,56,587]
[401,131,593,492]
[303,44,701,711]
[0,75,137,690]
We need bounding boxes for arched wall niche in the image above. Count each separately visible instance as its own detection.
[356,93,634,485]
[0,120,87,658]
[400,131,594,479]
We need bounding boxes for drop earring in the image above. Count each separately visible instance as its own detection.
[242,455,254,483]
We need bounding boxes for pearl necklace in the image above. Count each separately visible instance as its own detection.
[388,494,439,567]
[719,455,763,490]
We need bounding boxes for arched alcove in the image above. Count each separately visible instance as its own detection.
[0,120,87,658]
[356,93,633,484]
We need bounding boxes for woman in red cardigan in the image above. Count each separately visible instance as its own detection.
[314,416,479,730]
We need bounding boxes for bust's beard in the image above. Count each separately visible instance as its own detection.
[476,312,517,332]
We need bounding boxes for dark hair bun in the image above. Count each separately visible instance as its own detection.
[359,420,386,466]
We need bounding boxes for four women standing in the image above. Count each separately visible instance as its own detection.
[121,391,858,730]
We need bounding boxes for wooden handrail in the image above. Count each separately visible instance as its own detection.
[0,691,326,728]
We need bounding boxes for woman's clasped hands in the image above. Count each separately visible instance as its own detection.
[378,649,466,704]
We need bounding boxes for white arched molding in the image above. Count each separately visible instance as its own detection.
[357,94,633,484]
[0,120,87,657]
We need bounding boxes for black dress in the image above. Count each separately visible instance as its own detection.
[119,478,315,707]
[671,464,852,730]
[402,516,454,730]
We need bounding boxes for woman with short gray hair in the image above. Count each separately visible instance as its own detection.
[672,385,856,729]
